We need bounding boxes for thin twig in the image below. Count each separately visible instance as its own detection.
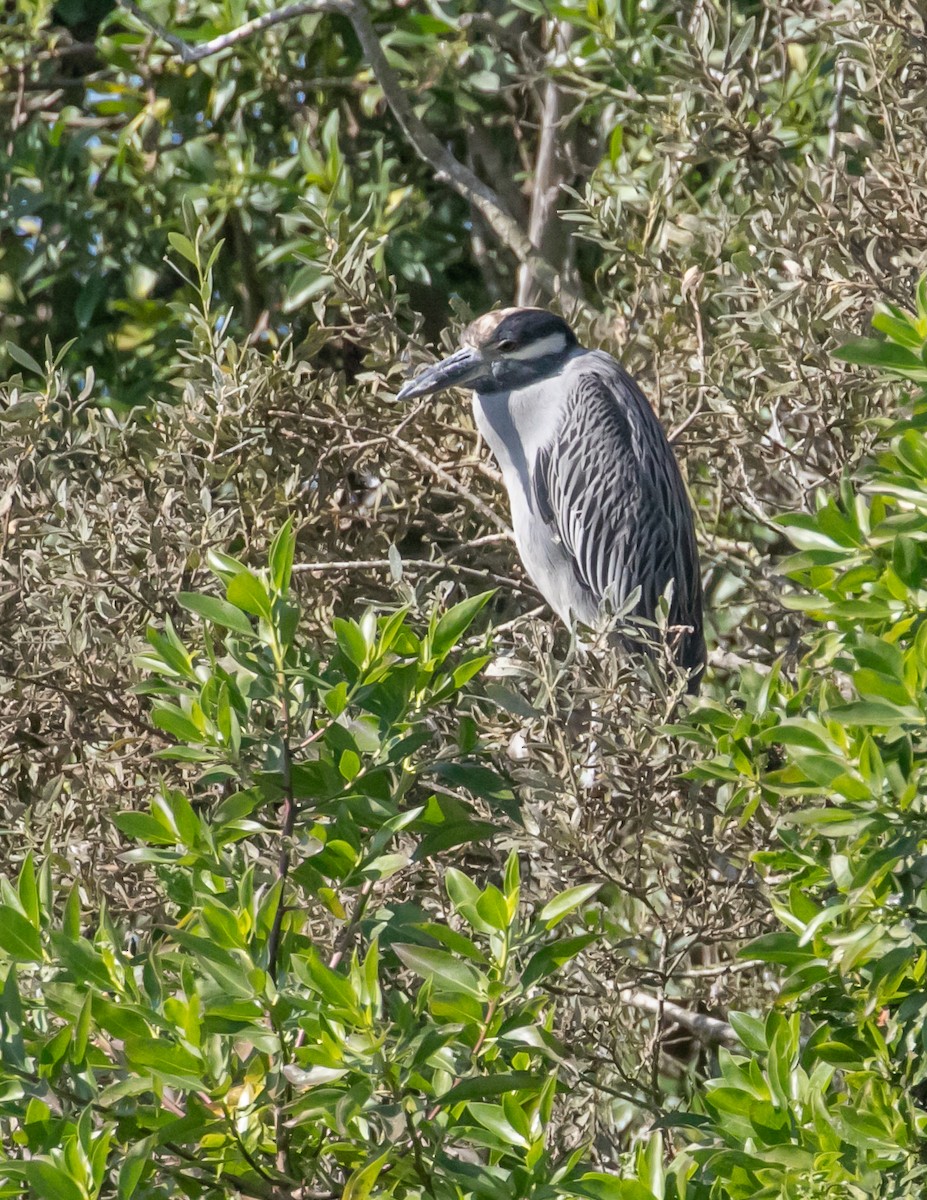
[291,556,536,597]
[328,878,374,970]
[388,431,511,533]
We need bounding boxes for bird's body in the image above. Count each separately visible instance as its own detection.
[397,308,704,688]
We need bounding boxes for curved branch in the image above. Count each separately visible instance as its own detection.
[117,0,589,310]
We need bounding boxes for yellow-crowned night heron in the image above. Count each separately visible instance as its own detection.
[397,307,705,690]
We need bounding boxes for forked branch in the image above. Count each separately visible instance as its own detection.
[117,0,587,309]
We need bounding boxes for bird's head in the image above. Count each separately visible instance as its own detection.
[396,308,578,401]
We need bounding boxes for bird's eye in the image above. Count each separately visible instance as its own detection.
[497,338,515,352]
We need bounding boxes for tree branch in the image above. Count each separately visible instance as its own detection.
[118,0,328,62]
[621,987,738,1047]
[291,556,537,598]
[517,21,578,307]
[117,0,589,310]
[389,430,511,533]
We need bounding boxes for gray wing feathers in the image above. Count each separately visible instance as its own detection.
[532,363,704,672]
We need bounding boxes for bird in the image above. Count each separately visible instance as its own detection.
[396,307,705,691]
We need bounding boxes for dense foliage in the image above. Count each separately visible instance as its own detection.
[3,0,927,1196]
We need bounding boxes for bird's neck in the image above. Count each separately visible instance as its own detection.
[472,378,564,495]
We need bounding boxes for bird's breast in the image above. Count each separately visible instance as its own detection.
[471,388,591,625]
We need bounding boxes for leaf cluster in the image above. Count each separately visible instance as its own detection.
[0,539,620,1199]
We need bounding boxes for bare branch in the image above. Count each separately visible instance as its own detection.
[292,556,537,598]
[621,987,738,1047]
[517,21,578,307]
[389,431,512,534]
[118,0,333,62]
[117,0,589,310]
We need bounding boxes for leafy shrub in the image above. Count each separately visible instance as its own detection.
[665,288,927,1198]
[5,289,927,1197]
[4,1,927,1193]
[0,530,624,1198]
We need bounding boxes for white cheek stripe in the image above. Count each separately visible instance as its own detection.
[506,332,568,360]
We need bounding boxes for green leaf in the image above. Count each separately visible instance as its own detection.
[151,703,202,742]
[468,1101,530,1148]
[297,948,359,1011]
[444,867,496,932]
[343,1150,391,1200]
[394,943,488,999]
[872,309,924,350]
[339,749,361,781]
[200,900,246,950]
[17,852,39,929]
[440,1072,546,1106]
[917,276,927,321]
[432,591,493,658]
[522,933,597,986]
[476,884,510,931]
[4,341,44,376]
[745,931,813,966]
[118,1139,153,1199]
[93,999,158,1043]
[729,1011,767,1053]
[111,811,181,844]
[540,882,601,928]
[206,548,248,582]
[227,571,273,619]
[167,930,255,998]
[608,123,623,164]
[158,789,201,846]
[333,617,369,668]
[451,653,493,690]
[639,1130,664,1197]
[727,15,756,65]
[145,624,195,679]
[269,518,296,594]
[285,265,334,310]
[826,699,923,727]
[445,867,481,912]
[72,990,92,1062]
[213,789,262,824]
[21,1161,85,1200]
[167,231,198,265]
[415,818,498,860]
[573,1175,660,1200]
[48,933,114,991]
[1,967,26,1067]
[428,761,514,803]
[123,1037,205,1090]
[178,592,255,636]
[61,885,81,942]
[834,337,927,380]
[504,851,520,912]
[0,905,42,962]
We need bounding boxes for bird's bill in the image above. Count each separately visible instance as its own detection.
[396,346,484,401]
